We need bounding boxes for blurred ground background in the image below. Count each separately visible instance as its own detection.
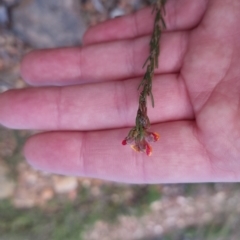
[0,0,240,239]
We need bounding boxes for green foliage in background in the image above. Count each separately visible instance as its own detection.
[0,185,162,240]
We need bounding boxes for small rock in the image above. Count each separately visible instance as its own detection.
[92,0,105,13]
[0,159,16,199]
[41,188,54,201]
[110,8,125,18]
[53,176,78,194]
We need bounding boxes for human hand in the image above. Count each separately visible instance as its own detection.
[0,0,240,183]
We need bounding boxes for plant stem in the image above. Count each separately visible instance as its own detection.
[122,0,166,156]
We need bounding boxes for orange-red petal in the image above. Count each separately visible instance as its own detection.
[131,145,141,152]
[146,143,152,156]
[151,132,160,141]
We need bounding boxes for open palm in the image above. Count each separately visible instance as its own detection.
[1,0,240,183]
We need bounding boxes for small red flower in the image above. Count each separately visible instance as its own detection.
[131,144,141,153]
[151,132,160,141]
[145,132,160,142]
[146,143,152,156]
[122,127,159,156]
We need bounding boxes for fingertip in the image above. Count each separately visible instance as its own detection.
[24,133,57,173]
[0,89,16,128]
[21,47,83,86]
[81,15,135,45]
[23,133,53,171]
[20,51,30,81]
[82,21,113,46]
[23,134,37,168]
[82,26,94,46]
[23,132,84,176]
[20,50,38,85]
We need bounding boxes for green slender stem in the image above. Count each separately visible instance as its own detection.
[122,0,167,156]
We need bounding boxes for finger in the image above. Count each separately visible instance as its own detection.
[21,31,188,86]
[0,74,194,130]
[83,0,208,45]
[24,121,216,183]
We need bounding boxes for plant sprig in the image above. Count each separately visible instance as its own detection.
[122,0,167,156]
